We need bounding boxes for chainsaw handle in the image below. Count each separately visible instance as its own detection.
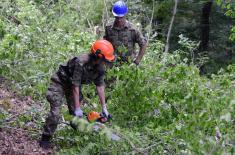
[98,113,112,123]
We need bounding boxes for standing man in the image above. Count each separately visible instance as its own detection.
[104,0,147,65]
[39,40,115,149]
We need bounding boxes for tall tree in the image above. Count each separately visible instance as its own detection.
[164,0,178,53]
[199,1,213,51]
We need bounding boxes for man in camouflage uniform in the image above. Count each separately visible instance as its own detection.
[104,0,147,65]
[39,40,115,149]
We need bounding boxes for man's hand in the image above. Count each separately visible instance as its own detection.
[134,43,147,65]
[102,104,109,117]
[74,107,83,118]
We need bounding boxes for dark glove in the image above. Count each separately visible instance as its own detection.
[98,112,112,123]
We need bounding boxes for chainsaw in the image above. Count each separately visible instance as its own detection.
[66,111,121,141]
[87,111,112,123]
[69,111,112,130]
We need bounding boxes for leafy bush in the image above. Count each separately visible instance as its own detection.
[0,1,234,154]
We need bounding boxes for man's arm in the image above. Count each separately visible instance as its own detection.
[73,85,83,117]
[73,86,80,109]
[103,26,108,40]
[71,58,84,117]
[134,43,147,65]
[133,28,148,65]
[96,85,109,116]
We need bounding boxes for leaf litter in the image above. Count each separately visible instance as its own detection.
[0,77,54,155]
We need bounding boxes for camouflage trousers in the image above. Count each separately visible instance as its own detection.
[42,74,83,136]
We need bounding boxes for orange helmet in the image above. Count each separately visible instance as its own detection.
[87,111,101,122]
[91,40,115,62]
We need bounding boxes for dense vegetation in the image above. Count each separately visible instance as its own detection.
[0,0,234,154]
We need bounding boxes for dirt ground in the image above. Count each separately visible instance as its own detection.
[0,77,54,155]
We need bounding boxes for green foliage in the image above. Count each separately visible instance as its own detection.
[77,0,104,26]
[0,0,234,154]
[0,19,5,39]
[216,0,235,41]
[0,0,96,99]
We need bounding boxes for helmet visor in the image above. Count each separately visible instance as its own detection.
[112,10,126,17]
[104,54,116,62]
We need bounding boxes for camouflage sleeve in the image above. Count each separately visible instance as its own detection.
[103,26,107,39]
[104,19,114,40]
[134,29,147,48]
[103,26,109,40]
[71,61,83,87]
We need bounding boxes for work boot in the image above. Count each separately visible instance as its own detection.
[39,134,52,149]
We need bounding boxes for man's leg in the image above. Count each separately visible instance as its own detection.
[40,78,64,149]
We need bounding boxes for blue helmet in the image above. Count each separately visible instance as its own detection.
[112,1,128,17]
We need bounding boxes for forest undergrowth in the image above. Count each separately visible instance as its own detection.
[0,0,234,154]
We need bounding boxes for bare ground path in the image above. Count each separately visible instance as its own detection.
[0,77,54,155]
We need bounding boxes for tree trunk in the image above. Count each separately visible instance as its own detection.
[164,0,178,53]
[199,1,213,51]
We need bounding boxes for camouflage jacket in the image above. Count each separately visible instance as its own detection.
[56,53,105,87]
[104,19,147,60]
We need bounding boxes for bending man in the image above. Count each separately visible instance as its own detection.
[39,40,115,149]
